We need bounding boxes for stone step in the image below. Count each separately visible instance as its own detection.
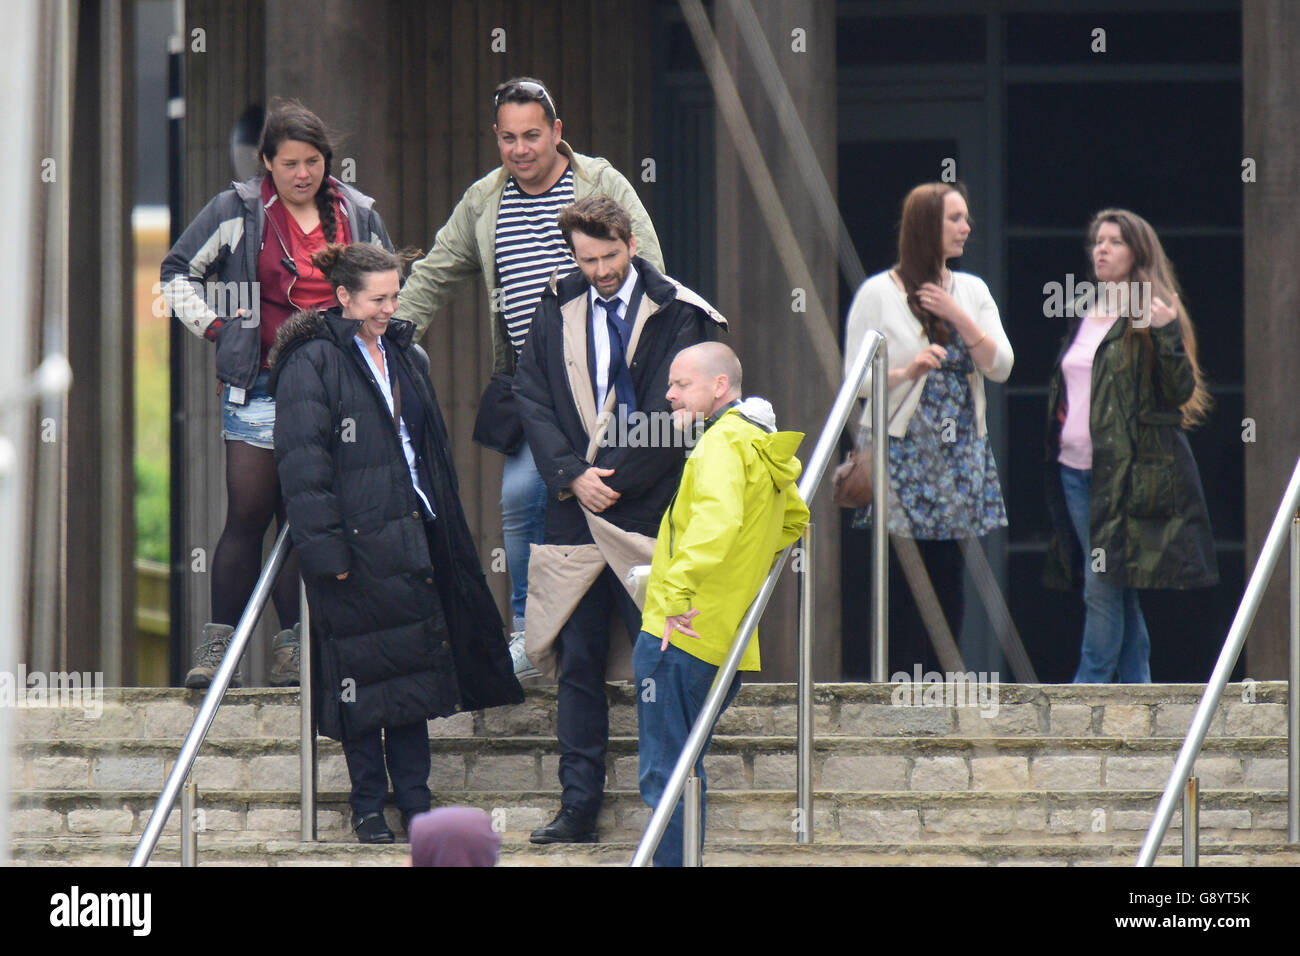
[12,683,1289,743]
[11,836,1300,868]
[12,735,1288,794]
[10,788,1290,847]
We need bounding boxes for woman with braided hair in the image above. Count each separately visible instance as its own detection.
[161,99,393,688]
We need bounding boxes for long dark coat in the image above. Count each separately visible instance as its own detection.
[269,308,522,740]
[1043,316,1218,591]
[513,256,727,544]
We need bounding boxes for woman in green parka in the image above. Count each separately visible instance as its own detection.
[1044,208,1217,683]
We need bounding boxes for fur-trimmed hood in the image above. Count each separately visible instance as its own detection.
[267,306,418,394]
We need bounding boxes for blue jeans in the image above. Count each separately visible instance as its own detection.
[500,443,548,627]
[633,631,742,867]
[1060,465,1151,683]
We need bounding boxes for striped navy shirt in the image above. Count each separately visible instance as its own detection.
[494,167,576,354]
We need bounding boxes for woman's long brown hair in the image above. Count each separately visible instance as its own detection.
[895,181,969,346]
[1085,208,1212,428]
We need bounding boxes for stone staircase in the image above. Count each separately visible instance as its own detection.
[8,682,1297,866]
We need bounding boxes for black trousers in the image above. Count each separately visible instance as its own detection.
[341,721,431,817]
[340,515,439,820]
[555,565,641,820]
[888,537,965,676]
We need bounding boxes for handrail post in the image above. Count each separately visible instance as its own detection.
[1290,513,1298,844]
[130,524,293,867]
[181,777,197,867]
[683,774,702,866]
[1138,455,1300,866]
[797,523,814,844]
[870,340,889,682]
[300,576,317,842]
[1182,776,1198,867]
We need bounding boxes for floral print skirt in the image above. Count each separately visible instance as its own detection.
[852,336,1007,540]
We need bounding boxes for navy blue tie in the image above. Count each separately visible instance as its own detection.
[599,297,637,414]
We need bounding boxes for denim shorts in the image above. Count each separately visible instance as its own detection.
[221,368,275,449]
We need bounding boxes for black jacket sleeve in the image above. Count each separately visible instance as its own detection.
[274,345,351,577]
[514,291,591,497]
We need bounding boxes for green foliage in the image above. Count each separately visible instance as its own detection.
[135,454,169,563]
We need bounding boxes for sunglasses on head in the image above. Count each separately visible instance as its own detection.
[493,81,557,119]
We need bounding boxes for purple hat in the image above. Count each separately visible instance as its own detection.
[409,807,500,867]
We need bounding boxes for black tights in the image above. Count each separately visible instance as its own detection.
[888,538,965,676]
[209,441,301,629]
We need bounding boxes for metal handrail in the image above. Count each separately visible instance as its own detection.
[631,329,888,866]
[130,524,293,867]
[1137,453,1300,866]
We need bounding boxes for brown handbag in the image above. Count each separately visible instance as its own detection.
[831,444,874,508]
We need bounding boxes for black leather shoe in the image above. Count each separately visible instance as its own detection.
[401,808,430,838]
[352,812,395,845]
[529,807,597,845]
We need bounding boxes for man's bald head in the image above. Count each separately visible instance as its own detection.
[675,342,742,398]
[666,343,743,429]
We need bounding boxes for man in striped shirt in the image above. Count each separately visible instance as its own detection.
[397,78,663,678]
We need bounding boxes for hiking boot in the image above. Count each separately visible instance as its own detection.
[184,624,240,689]
[269,623,301,687]
[509,631,540,680]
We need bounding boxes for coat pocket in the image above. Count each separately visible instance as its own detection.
[1127,459,1176,518]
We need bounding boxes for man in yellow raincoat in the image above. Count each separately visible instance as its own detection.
[636,342,810,866]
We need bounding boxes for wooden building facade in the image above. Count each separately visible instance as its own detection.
[23,0,1300,687]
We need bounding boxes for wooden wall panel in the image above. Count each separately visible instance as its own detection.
[180,1,661,661]
[178,0,268,680]
[1243,0,1300,677]
[713,0,841,682]
[64,0,134,681]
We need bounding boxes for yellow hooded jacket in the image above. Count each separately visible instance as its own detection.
[641,400,810,671]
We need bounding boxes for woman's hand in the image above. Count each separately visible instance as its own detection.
[917,282,967,326]
[1149,294,1179,329]
[905,343,948,380]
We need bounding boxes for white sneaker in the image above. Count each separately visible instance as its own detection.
[509,631,540,680]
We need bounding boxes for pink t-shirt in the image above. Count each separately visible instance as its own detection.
[1058,314,1118,469]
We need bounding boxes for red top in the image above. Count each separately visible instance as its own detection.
[257,176,352,365]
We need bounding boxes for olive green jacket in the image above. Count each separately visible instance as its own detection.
[395,142,663,374]
[1043,317,1218,591]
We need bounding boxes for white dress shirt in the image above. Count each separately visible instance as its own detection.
[588,264,640,411]
[353,335,435,517]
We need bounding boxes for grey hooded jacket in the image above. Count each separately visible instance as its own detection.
[160,175,392,389]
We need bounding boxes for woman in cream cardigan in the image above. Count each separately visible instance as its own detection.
[843,182,1014,671]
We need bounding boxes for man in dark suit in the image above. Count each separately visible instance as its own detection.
[514,196,726,843]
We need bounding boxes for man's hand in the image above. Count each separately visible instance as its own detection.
[569,466,620,513]
[336,571,349,581]
[662,608,701,650]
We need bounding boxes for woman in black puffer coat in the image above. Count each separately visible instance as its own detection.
[270,243,522,843]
